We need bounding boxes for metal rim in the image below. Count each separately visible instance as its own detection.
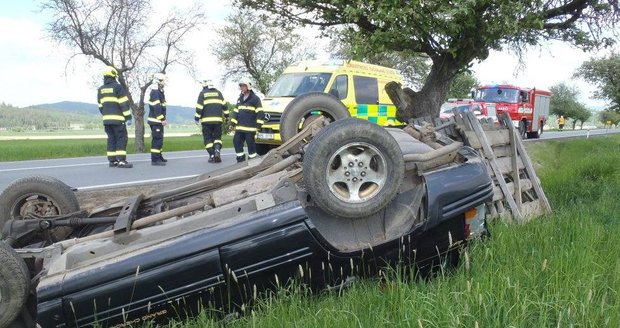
[10,193,62,220]
[326,142,388,203]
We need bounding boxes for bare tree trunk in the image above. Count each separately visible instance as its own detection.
[386,56,457,122]
[133,101,145,152]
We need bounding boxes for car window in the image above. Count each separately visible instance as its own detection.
[267,73,332,97]
[328,75,348,100]
[353,76,379,104]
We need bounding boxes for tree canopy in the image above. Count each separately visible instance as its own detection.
[239,0,619,120]
[549,83,592,129]
[214,8,314,94]
[575,53,620,113]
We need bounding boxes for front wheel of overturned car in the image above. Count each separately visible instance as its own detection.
[0,242,30,328]
[303,118,404,218]
[0,175,80,241]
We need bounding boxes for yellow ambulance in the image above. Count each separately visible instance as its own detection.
[255,59,404,153]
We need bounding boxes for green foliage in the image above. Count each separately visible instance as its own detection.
[549,83,593,129]
[447,71,479,99]
[213,8,314,94]
[239,0,619,117]
[599,110,620,127]
[575,53,620,112]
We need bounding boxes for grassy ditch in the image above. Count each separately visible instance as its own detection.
[0,135,233,162]
[176,135,620,327]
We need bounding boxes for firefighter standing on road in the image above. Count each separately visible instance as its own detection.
[148,73,168,166]
[559,115,565,131]
[231,80,264,162]
[97,66,133,168]
[195,79,228,163]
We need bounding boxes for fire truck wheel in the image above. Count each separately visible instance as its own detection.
[0,175,79,241]
[518,120,528,139]
[280,92,350,152]
[527,121,543,139]
[0,241,30,328]
[303,118,404,218]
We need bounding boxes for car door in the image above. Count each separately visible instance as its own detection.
[352,75,380,124]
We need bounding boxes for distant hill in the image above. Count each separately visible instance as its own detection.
[34,101,197,124]
[0,103,100,130]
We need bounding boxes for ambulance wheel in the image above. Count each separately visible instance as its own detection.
[0,241,30,328]
[303,118,404,218]
[0,175,79,241]
[280,92,350,150]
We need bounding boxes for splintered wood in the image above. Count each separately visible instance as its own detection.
[411,112,552,223]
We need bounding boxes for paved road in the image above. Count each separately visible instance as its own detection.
[534,128,620,141]
[0,149,238,191]
[1,128,619,191]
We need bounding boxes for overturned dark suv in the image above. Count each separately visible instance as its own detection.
[0,111,493,328]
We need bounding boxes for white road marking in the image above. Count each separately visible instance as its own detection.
[0,153,235,172]
[76,175,200,190]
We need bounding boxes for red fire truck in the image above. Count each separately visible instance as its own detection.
[473,84,552,139]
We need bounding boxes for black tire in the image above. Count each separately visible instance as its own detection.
[303,118,404,218]
[0,175,79,241]
[518,120,527,139]
[279,92,350,145]
[527,121,543,139]
[0,242,30,328]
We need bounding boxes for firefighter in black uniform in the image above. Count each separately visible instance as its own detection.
[231,80,264,162]
[97,66,133,168]
[148,73,168,166]
[195,79,228,163]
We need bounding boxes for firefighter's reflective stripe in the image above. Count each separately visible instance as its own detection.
[156,115,165,120]
[151,148,162,153]
[214,139,222,144]
[223,109,230,115]
[204,99,226,105]
[107,151,116,156]
[196,103,204,110]
[148,117,163,124]
[236,152,245,157]
[194,113,201,119]
[238,105,259,112]
[122,110,131,116]
[116,150,127,155]
[103,115,126,121]
[201,117,223,123]
[205,143,214,148]
[236,126,257,132]
[100,88,114,94]
[248,153,257,158]
[231,118,238,124]
[256,119,265,125]
[100,96,126,104]
[149,100,161,106]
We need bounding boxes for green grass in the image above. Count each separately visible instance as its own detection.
[0,135,233,161]
[174,135,620,327]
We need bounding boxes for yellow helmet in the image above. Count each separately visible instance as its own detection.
[102,66,118,78]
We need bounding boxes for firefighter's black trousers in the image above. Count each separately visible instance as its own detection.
[233,131,257,162]
[104,124,128,162]
[150,124,165,161]
[202,123,222,156]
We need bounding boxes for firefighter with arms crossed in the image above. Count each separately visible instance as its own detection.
[195,79,228,163]
[231,80,264,162]
[148,73,168,166]
[97,66,133,168]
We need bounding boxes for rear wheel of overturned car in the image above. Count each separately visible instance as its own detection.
[0,175,80,241]
[0,241,30,328]
[303,118,404,218]
[279,92,350,151]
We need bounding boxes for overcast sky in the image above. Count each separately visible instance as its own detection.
[0,0,613,109]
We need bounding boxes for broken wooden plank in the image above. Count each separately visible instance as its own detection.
[464,112,522,221]
[496,156,525,175]
[509,124,523,215]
